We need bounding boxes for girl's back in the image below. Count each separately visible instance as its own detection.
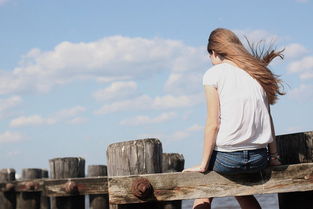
[203,63,272,152]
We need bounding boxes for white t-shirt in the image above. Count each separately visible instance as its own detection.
[203,63,273,152]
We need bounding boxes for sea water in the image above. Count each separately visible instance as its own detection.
[182,193,279,209]
[85,193,279,208]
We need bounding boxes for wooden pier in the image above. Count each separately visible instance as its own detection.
[0,131,312,209]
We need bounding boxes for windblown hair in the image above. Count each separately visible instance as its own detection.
[207,28,285,104]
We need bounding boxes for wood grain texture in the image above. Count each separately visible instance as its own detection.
[107,138,163,209]
[162,153,184,173]
[40,170,50,209]
[88,165,109,209]
[276,131,313,209]
[0,168,16,209]
[276,131,313,164]
[49,157,85,209]
[161,153,185,209]
[107,138,163,176]
[16,168,43,209]
[0,177,109,195]
[108,163,313,204]
[44,177,108,197]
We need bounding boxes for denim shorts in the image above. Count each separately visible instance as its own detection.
[208,148,268,174]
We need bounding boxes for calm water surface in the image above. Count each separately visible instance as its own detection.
[182,193,278,209]
[85,193,278,209]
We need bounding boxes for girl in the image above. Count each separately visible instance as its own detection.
[183,28,283,209]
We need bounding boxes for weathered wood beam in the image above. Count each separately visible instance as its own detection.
[1,163,313,202]
[0,177,109,196]
[45,177,108,197]
[0,179,44,192]
[108,163,313,204]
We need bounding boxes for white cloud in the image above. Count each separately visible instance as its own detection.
[120,112,176,126]
[93,81,138,101]
[234,29,279,45]
[299,72,313,80]
[96,76,132,83]
[296,0,309,3]
[288,84,313,100]
[0,96,22,112]
[170,124,203,141]
[164,72,203,95]
[10,115,55,127]
[0,131,24,143]
[0,36,206,95]
[94,94,202,115]
[0,0,9,6]
[137,124,203,142]
[67,117,88,124]
[54,106,86,119]
[0,96,22,120]
[136,132,164,140]
[233,29,286,65]
[285,126,303,134]
[94,95,149,114]
[288,56,313,73]
[284,43,309,59]
[187,124,203,132]
[287,56,313,80]
[10,106,86,127]
[7,150,21,157]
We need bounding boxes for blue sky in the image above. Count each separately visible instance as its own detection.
[0,0,313,176]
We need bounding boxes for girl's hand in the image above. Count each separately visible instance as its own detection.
[270,158,282,166]
[269,153,282,166]
[182,165,206,173]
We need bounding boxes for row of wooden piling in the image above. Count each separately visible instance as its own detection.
[0,138,184,209]
[1,131,313,209]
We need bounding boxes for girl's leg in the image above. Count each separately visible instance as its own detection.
[235,195,261,209]
[193,198,213,209]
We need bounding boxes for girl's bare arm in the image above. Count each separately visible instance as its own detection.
[183,85,220,172]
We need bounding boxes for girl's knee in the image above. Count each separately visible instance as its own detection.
[193,198,213,209]
[235,195,261,209]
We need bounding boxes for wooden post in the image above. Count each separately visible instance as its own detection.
[41,169,50,209]
[16,168,42,209]
[107,138,163,209]
[276,131,313,209]
[49,157,85,209]
[88,165,109,209]
[162,153,184,173]
[0,168,16,209]
[161,153,184,209]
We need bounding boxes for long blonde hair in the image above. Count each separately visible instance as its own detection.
[207,28,284,104]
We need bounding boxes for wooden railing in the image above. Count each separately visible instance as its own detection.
[0,131,312,209]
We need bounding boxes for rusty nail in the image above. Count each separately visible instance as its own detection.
[25,182,39,190]
[304,172,313,180]
[131,177,153,199]
[64,181,78,194]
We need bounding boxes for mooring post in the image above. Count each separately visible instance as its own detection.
[49,157,85,209]
[276,131,313,209]
[161,153,185,209]
[107,138,163,209]
[16,168,42,209]
[0,168,16,209]
[41,169,50,209]
[88,165,109,209]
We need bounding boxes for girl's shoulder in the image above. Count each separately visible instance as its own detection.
[204,63,229,76]
[203,64,229,86]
